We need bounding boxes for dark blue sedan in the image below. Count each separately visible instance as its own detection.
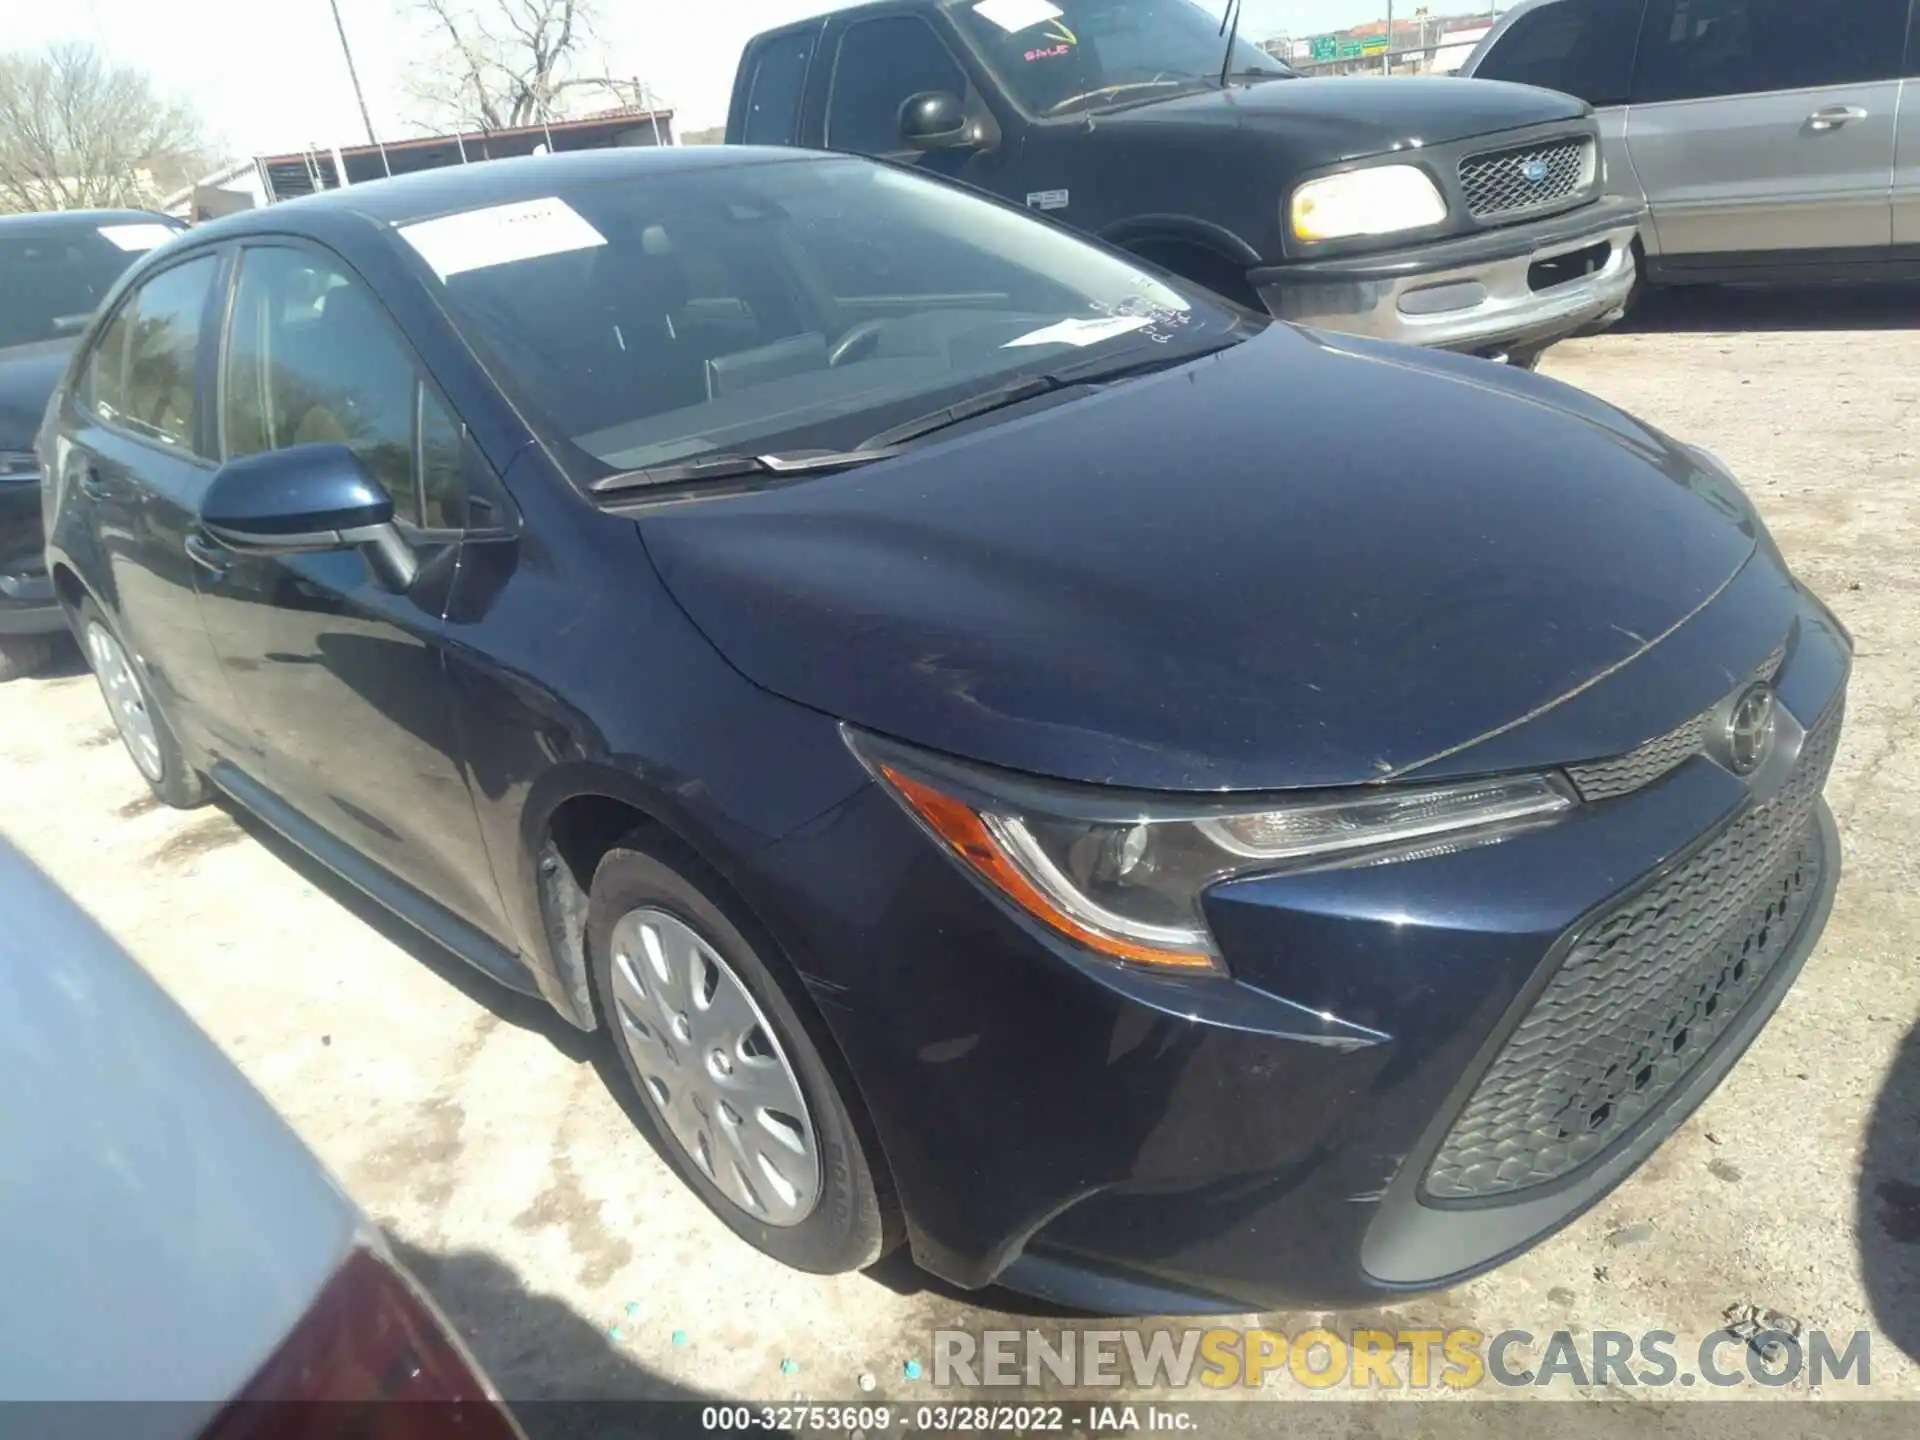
[40,146,1849,1313]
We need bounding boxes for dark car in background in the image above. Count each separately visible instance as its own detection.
[42,147,1847,1312]
[0,836,521,1431]
[727,0,1645,365]
[1,208,182,679]
[1464,0,1920,292]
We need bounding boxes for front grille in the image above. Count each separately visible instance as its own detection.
[1566,644,1789,803]
[1566,714,1709,804]
[1457,137,1594,220]
[1424,697,1842,1202]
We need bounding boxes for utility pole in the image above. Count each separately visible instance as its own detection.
[1384,0,1394,75]
[327,0,381,149]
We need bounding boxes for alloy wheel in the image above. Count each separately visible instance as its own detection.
[607,906,822,1227]
[86,622,163,784]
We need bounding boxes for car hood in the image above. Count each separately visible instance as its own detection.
[0,337,74,453]
[638,327,1762,793]
[1102,75,1588,160]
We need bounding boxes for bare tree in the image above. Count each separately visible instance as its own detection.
[0,43,209,214]
[405,0,629,132]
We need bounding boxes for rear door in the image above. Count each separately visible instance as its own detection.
[62,249,239,750]
[1624,0,1905,264]
[192,240,509,938]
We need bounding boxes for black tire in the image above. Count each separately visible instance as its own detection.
[75,596,209,810]
[588,834,897,1273]
[0,633,57,682]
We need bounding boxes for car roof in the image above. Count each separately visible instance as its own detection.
[0,208,181,235]
[190,146,837,242]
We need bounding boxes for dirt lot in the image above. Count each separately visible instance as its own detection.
[3,287,1918,1422]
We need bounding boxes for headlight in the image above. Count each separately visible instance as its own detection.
[851,731,1574,975]
[1290,165,1448,243]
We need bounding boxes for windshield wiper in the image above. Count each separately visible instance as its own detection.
[589,446,902,495]
[594,339,1245,494]
[860,339,1243,451]
[859,373,1067,450]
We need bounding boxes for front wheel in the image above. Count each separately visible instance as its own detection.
[589,836,896,1273]
[76,597,208,809]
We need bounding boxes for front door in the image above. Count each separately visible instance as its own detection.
[818,10,1007,186]
[1624,0,1906,262]
[192,241,508,938]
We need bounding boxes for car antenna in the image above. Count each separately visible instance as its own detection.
[1218,0,1243,89]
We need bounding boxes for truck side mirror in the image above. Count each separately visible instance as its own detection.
[899,91,973,151]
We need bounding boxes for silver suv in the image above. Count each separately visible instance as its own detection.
[1463,0,1919,287]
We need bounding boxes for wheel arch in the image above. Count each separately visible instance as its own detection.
[524,763,904,1235]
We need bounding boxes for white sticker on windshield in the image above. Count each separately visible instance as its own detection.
[972,0,1064,34]
[1003,315,1154,350]
[398,197,607,280]
[97,223,178,252]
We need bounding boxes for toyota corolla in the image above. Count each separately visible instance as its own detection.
[40,147,1848,1313]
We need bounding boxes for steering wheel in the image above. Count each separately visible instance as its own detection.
[828,319,890,367]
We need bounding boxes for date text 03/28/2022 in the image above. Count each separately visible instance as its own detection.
[699,1405,1191,1432]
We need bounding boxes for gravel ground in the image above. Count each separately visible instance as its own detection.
[2,286,1917,1423]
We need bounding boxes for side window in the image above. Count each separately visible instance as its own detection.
[87,255,217,453]
[223,246,461,529]
[742,32,816,144]
[1633,0,1909,104]
[1475,0,1646,108]
[827,16,969,155]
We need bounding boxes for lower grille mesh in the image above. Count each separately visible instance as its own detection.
[1424,699,1841,1202]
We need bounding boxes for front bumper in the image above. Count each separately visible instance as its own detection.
[1251,196,1644,354]
[0,477,61,638]
[743,577,1848,1314]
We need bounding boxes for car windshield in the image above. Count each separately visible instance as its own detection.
[0,221,176,350]
[415,156,1253,484]
[950,0,1294,116]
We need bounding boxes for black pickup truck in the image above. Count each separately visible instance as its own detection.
[726,0,1644,362]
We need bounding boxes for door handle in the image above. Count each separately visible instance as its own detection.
[1807,105,1868,132]
[184,533,232,577]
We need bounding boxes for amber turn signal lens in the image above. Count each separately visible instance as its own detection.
[879,765,1219,971]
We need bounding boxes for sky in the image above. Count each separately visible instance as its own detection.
[6,1,1487,162]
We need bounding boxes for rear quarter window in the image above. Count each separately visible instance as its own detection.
[741,32,817,144]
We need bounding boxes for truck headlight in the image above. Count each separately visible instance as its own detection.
[1290,165,1448,243]
[850,729,1574,974]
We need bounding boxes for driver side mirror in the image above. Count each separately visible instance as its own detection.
[201,443,417,591]
[899,91,976,151]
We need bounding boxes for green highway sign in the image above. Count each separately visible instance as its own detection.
[1310,35,1338,61]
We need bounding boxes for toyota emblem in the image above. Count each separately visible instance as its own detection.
[1723,685,1778,777]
